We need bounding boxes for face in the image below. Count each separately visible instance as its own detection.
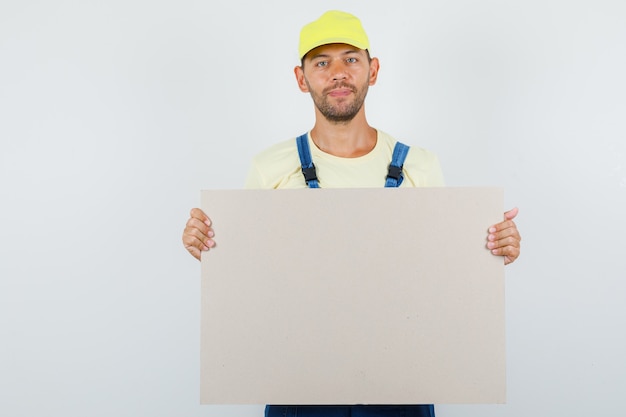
[295,43,379,123]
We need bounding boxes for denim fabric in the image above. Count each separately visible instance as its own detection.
[296,133,320,188]
[384,141,409,187]
[265,404,435,417]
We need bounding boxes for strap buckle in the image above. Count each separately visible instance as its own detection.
[302,165,318,183]
[386,165,403,181]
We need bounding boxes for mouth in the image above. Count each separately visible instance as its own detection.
[328,88,353,97]
[325,84,356,97]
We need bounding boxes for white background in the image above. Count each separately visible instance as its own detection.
[1,1,625,416]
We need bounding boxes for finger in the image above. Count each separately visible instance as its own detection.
[186,216,211,236]
[182,228,212,249]
[190,208,212,226]
[487,234,519,251]
[488,224,520,244]
[489,219,520,236]
[487,237,520,267]
[499,244,520,265]
[488,208,521,265]
[182,219,216,254]
[489,207,519,233]
[183,225,215,250]
[490,247,520,265]
[504,207,519,221]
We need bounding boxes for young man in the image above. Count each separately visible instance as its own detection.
[183,10,521,417]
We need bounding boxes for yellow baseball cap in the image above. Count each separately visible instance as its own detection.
[298,10,370,59]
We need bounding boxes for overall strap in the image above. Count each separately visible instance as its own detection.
[385,141,410,188]
[296,133,320,188]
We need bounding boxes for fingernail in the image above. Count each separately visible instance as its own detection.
[487,242,495,249]
[489,227,496,233]
[208,231,214,238]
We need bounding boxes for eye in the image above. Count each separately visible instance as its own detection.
[315,60,328,67]
[346,57,358,63]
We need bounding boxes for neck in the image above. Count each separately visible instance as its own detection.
[310,110,377,158]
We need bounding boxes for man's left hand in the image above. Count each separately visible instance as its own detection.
[487,207,521,265]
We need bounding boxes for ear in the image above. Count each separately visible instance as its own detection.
[294,66,309,93]
[368,57,380,86]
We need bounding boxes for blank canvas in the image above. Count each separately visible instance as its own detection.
[200,187,505,405]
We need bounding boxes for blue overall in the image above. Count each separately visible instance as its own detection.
[265,134,435,417]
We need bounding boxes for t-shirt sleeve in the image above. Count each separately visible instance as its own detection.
[244,138,303,189]
[402,147,446,187]
[244,159,265,189]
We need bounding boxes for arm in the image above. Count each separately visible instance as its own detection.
[487,207,521,265]
[182,208,215,261]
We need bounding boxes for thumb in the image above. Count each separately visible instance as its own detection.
[504,207,519,221]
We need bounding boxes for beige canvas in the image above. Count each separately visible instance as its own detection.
[200,187,505,405]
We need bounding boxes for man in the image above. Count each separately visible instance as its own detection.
[183,10,521,417]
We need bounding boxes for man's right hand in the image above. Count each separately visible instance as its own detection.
[182,208,215,261]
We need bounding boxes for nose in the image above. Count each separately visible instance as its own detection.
[329,60,348,81]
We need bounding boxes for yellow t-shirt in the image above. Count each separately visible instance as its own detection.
[245,129,445,189]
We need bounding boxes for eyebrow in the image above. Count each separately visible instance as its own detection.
[308,49,361,61]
